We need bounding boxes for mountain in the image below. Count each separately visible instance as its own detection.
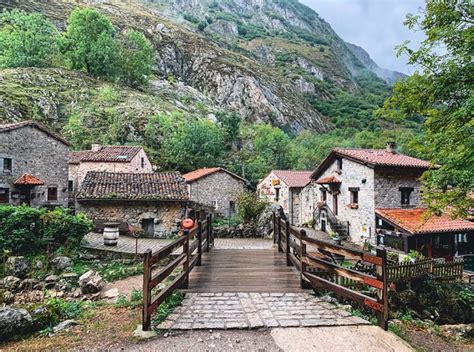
[0,0,400,138]
[345,42,407,86]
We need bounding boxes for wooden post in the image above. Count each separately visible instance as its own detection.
[197,220,202,266]
[195,210,201,221]
[209,213,214,247]
[299,229,311,289]
[142,248,152,331]
[285,220,291,266]
[272,212,277,244]
[181,230,190,289]
[376,247,388,330]
[206,215,211,252]
[276,215,282,252]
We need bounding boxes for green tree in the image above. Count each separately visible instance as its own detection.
[378,0,474,217]
[119,30,154,88]
[62,8,119,80]
[0,9,60,68]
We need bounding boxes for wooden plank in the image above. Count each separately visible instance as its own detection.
[304,272,382,311]
[189,238,199,254]
[147,270,187,314]
[150,235,186,265]
[289,252,301,271]
[302,237,367,261]
[289,226,301,239]
[303,254,383,289]
[149,253,186,290]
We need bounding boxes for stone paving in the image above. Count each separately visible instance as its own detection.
[157,292,368,330]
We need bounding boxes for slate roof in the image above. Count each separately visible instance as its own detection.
[69,146,142,164]
[272,170,312,188]
[14,173,45,186]
[77,172,189,201]
[312,148,433,179]
[183,167,247,183]
[0,120,70,146]
[375,208,474,235]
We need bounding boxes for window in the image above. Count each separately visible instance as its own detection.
[229,201,236,216]
[48,187,58,201]
[3,158,12,172]
[400,187,414,206]
[336,158,343,170]
[68,180,74,192]
[349,187,359,204]
[321,189,327,202]
[0,188,9,203]
[211,200,218,209]
[141,157,145,168]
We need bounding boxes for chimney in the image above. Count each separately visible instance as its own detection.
[386,141,396,154]
[91,144,102,152]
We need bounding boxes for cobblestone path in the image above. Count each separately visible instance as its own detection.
[157,292,368,330]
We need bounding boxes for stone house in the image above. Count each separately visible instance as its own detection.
[257,170,312,225]
[0,121,69,207]
[303,143,433,244]
[69,144,153,193]
[76,171,189,238]
[183,167,248,217]
[375,208,474,259]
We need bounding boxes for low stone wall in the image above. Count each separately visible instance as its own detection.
[76,201,186,238]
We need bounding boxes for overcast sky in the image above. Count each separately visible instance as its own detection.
[300,0,426,74]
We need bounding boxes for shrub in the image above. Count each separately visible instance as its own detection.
[236,191,268,223]
[0,205,92,255]
[119,30,154,88]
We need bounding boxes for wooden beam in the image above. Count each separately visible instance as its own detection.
[150,236,187,265]
[149,253,186,290]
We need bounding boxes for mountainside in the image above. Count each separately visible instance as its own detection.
[0,0,401,136]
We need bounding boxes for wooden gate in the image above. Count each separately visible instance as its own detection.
[142,212,213,331]
[273,213,389,330]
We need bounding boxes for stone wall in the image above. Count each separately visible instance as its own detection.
[374,168,424,208]
[76,201,186,238]
[189,171,245,217]
[300,182,319,225]
[70,148,153,192]
[0,126,69,207]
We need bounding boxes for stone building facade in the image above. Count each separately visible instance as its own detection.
[304,144,432,244]
[76,171,189,238]
[257,170,312,225]
[0,121,69,207]
[69,145,152,193]
[183,168,248,217]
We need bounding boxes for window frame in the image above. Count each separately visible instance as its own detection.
[47,187,58,202]
[399,187,414,207]
[349,188,359,204]
[2,158,12,172]
[336,158,343,170]
[0,187,9,203]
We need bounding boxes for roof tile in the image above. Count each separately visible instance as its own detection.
[334,148,432,168]
[183,167,247,183]
[272,170,312,188]
[69,146,142,164]
[14,173,45,186]
[77,172,189,201]
[375,208,474,235]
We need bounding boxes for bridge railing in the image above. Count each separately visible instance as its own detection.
[142,213,213,331]
[273,213,388,330]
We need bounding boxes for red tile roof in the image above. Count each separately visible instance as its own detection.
[77,172,189,201]
[315,175,341,185]
[312,148,433,179]
[0,120,70,146]
[69,146,142,164]
[375,208,474,235]
[14,173,45,186]
[183,167,247,183]
[272,170,312,188]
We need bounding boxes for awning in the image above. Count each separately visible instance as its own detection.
[315,175,341,185]
[14,173,45,186]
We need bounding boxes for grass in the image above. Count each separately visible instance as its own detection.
[152,291,184,327]
[71,258,143,282]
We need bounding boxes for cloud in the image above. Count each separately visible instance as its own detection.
[300,0,426,74]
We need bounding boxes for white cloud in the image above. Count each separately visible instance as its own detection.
[300,0,426,74]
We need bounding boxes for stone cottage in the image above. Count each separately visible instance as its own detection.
[302,143,433,244]
[183,167,248,217]
[257,170,312,225]
[76,171,189,237]
[0,121,69,207]
[69,144,152,193]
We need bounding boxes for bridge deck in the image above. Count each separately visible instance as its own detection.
[185,249,303,293]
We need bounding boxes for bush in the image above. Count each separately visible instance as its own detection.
[0,205,92,255]
[236,191,268,223]
[119,30,154,88]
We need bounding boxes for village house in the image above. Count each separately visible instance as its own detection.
[257,170,312,225]
[0,121,69,207]
[76,171,189,238]
[375,208,474,259]
[302,143,432,244]
[69,144,152,193]
[183,167,248,217]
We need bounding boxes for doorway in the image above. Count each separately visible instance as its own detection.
[141,218,155,237]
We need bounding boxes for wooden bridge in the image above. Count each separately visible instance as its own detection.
[141,212,389,331]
